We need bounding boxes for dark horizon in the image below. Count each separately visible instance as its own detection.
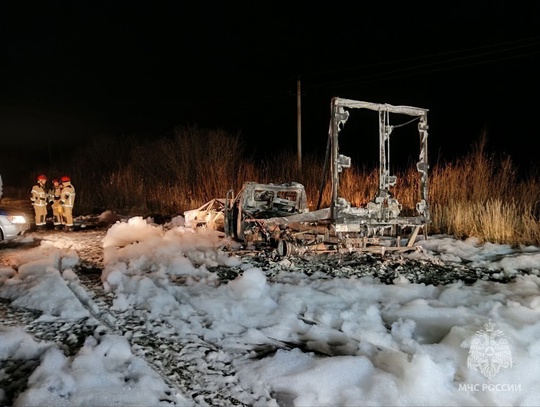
[1,1,539,182]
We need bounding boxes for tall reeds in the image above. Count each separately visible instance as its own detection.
[4,126,540,246]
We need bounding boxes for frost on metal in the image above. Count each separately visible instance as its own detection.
[321,97,430,251]
[184,198,226,230]
[224,181,309,242]
[184,97,430,256]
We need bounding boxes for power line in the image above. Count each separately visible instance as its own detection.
[313,50,540,91]
[204,37,540,111]
[308,38,540,91]
[303,36,540,78]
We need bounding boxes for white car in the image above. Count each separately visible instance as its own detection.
[0,206,30,241]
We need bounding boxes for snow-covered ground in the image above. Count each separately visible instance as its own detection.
[1,213,540,406]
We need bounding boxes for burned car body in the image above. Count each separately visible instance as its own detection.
[183,182,308,241]
[184,198,226,230]
[224,181,309,243]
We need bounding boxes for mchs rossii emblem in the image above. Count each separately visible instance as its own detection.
[467,320,512,380]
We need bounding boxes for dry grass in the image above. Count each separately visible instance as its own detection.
[4,126,540,246]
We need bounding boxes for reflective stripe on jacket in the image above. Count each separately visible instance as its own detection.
[60,184,76,207]
[31,184,48,206]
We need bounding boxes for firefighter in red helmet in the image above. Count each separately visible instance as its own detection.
[31,174,48,229]
[59,175,76,231]
[48,179,64,230]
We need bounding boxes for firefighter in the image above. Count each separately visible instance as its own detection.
[48,179,64,230]
[59,175,76,231]
[31,174,48,229]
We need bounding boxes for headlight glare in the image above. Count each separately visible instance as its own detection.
[7,215,27,224]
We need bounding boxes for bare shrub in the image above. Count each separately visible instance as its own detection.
[6,127,540,246]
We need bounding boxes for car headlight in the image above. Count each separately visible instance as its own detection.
[7,215,27,224]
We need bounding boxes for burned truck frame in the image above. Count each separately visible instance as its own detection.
[190,97,430,255]
[318,97,430,253]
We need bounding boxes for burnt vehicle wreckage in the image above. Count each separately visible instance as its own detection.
[185,97,430,256]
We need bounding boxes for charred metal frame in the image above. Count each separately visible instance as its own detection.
[328,97,429,248]
[186,97,430,256]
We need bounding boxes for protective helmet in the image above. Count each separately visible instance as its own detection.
[52,179,59,183]
[37,174,47,181]
[60,176,71,183]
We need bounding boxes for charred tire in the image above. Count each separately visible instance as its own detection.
[277,240,297,257]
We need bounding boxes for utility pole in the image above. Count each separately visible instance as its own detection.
[297,77,302,173]
[48,137,52,166]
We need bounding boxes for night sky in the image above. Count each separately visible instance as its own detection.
[1,1,539,176]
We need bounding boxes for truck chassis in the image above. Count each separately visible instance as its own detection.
[186,97,430,256]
